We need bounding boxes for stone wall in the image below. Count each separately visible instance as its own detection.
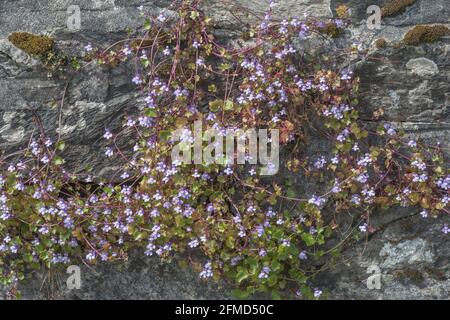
[0,0,448,299]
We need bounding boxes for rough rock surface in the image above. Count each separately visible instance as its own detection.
[0,0,449,299]
[12,254,231,300]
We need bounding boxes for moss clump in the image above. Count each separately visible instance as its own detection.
[403,25,450,45]
[336,5,349,19]
[393,268,424,284]
[375,38,387,49]
[8,32,54,57]
[424,266,446,281]
[381,0,417,17]
[321,22,342,38]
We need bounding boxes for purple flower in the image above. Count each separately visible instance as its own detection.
[132,75,143,85]
[188,239,199,248]
[157,13,167,23]
[299,251,308,260]
[199,262,213,279]
[314,289,322,299]
[258,266,270,279]
[224,167,233,175]
[255,225,264,237]
[357,154,373,167]
[436,176,450,190]
[86,251,96,261]
[163,46,171,56]
[359,223,368,233]
[308,195,326,207]
[122,46,132,56]
[314,156,326,169]
[103,129,113,140]
[105,147,113,157]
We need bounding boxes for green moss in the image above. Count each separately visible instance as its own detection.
[381,0,417,18]
[403,25,450,45]
[424,266,446,281]
[8,32,54,57]
[393,268,424,283]
[375,38,387,49]
[399,219,414,232]
[321,23,342,38]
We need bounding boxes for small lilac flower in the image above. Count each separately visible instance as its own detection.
[359,223,368,233]
[420,210,428,218]
[105,147,113,157]
[408,140,417,148]
[188,239,199,248]
[40,155,50,164]
[299,251,307,260]
[122,46,132,56]
[308,195,326,207]
[14,182,25,191]
[199,262,213,279]
[86,251,96,261]
[84,44,93,52]
[157,13,167,23]
[126,118,136,127]
[163,46,171,56]
[132,75,143,85]
[442,224,450,235]
[255,225,264,237]
[258,266,270,279]
[314,156,326,169]
[341,70,353,80]
[103,129,113,140]
[331,155,339,164]
[314,289,322,299]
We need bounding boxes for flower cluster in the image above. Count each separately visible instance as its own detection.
[0,0,447,300]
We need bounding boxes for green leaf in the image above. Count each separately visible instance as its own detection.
[56,141,65,151]
[224,100,234,111]
[236,267,249,283]
[271,291,282,300]
[145,109,157,117]
[144,19,151,30]
[231,288,252,299]
[209,99,222,112]
[190,11,200,20]
[159,130,172,141]
[225,236,235,249]
[53,156,65,166]
[301,233,315,246]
